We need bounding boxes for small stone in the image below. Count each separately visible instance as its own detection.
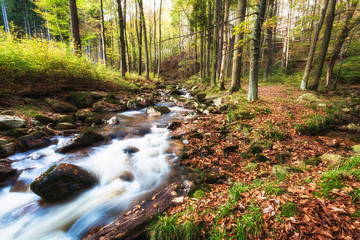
[167,121,181,130]
[123,146,139,154]
[351,145,360,155]
[326,139,339,148]
[107,116,119,125]
[320,153,343,166]
[56,122,76,130]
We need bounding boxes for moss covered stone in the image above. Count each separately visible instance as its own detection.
[57,115,74,124]
[280,202,299,217]
[35,114,55,124]
[45,98,78,113]
[67,92,94,108]
[75,111,101,122]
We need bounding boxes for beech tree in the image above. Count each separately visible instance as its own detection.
[68,0,81,55]
[117,0,127,77]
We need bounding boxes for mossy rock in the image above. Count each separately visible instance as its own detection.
[351,145,360,155]
[244,162,258,171]
[16,131,52,151]
[193,190,206,199]
[75,111,101,122]
[146,106,171,115]
[57,115,74,124]
[85,117,101,124]
[93,98,127,113]
[255,153,269,162]
[67,92,94,108]
[45,98,78,113]
[303,157,322,166]
[56,122,76,130]
[280,202,299,217]
[275,152,291,164]
[248,145,263,155]
[320,153,343,166]
[297,93,321,103]
[195,92,206,103]
[0,115,26,130]
[5,128,28,137]
[35,114,55,124]
[272,165,290,176]
[170,89,184,96]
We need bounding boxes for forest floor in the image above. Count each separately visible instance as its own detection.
[159,83,360,240]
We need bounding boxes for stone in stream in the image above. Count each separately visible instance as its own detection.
[167,121,181,130]
[126,100,141,110]
[34,114,56,125]
[0,115,26,130]
[30,163,97,202]
[45,98,78,113]
[75,110,101,124]
[123,146,139,154]
[67,92,94,108]
[55,130,105,153]
[106,116,120,125]
[170,89,185,96]
[93,98,128,113]
[56,122,76,130]
[146,106,171,115]
[0,142,16,158]
[0,163,17,183]
[16,131,52,151]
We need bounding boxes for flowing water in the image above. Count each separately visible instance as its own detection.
[0,100,191,240]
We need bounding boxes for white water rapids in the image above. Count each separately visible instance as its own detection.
[0,103,189,240]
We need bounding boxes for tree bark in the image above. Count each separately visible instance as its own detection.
[264,0,274,81]
[100,0,106,64]
[220,0,230,91]
[137,0,150,80]
[68,0,81,55]
[211,0,221,87]
[310,0,337,91]
[229,0,246,93]
[300,0,330,90]
[157,0,163,78]
[325,2,359,87]
[135,4,142,75]
[247,0,267,101]
[116,0,127,77]
[206,1,212,79]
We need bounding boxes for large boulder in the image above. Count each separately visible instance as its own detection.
[146,106,171,115]
[0,164,17,183]
[75,110,101,124]
[16,131,52,151]
[55,130,105,153]
[320,153,343,166]
[127,100,141,110]
[34,114,56,125]
[0,115,26,130]
[297,93,321,103]
[56,122,76,130]
[30,163,97,202]
[67,92,94,108]
[0,141,16,158]
[45,98,78,113]
[93,99,127,113]
[195,92,207,103]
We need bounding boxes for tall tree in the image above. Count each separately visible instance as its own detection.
[116,0,127,77]
[310,0,337,91]
[219,0,230,90]
[263,0,275,81]
[248,0,267,101]
[100,0,106,64]
[325,1,359,87]
[137,0,150,80]
[229,0,247,93]
[68,0,81,55]
[206,1,212,79]
[157,0,162,78]
[211,0,221,87]
[300,0,330,90]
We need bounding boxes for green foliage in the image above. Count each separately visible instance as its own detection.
[244,162,258,171]
[193,190,206,199]
[303,157,322,166]
[350,211,360,222]
[280,202,299,218]
[229,182,249,203]
[233,204,264,239]
[14,105,44,117]
[264,183,287,196]
[254,153,269,162]
[349,188,360,204]
[248,145,263,155]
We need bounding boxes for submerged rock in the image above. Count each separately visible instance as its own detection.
[106,116,120,125]
[0,115,26,130]
[0,164,17,183]
[30,163,97,202]
[167,121,181,130]
[45,98,78,113]
[56,130,105,153]
[67,92,94,108]
[0,142,16,158]
[93,99,127,113]
[16,131,52,151]
[123,146,140,154]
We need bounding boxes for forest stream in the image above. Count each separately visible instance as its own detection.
[0,95,191,240]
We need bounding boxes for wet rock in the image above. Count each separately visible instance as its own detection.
[0,142,16,158]
[0,164,17,183]
[93,98,127,113]
[0,115,26,130]
[119,171,134,182]
[5,128,28,137]
[123,146,140,154]
[34,114,56,125]
[195,92,206,103]
[16,131,52,151]
[45,98,78,113]
[57,115,74,124]
[320,153,343,166]
[351,145,360,155]
[90,91,107,101]
[106,116,120,125]
[167,121,181,130]
[67,92,94,108]
[75,111,101,124]
[137,96,154,107]
[56,122,76,130]
[30,163,97,202]
[1,110,16,115]
[56,130,105,153]
[170,89,185,96]
[126,100,141,110]
[146,106,171,115]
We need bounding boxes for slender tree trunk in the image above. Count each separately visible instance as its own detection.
[206,1,212,79]
[310,0,336,91]
[137,0,150,80]
[124,0,131,72]
[68,0,81,55]
[226,33,234,78]
[300,0,330,90]
[100,0,106,64]
[248,0,267,101]
[325,3,359,87]
[211,0,221,87]
[136,4,142,75]
[229,0,246,93]
[264,0,274,81]
[116,0,127,77]
[220,0,230,90]
[200,32,204,79]
[157,0,162,78]
[153,0,157,78]
[334,33,353,89]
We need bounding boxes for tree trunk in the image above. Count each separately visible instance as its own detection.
[157,0,162,78]
[137,0,150,80]
[206,1,212,79]
[229,0,246,93]
[211,0,221,87]
[68,0,81,55]
[116,0,127,77]
[100,0,106,64]
[153,0,157,78]
[300,0,330,90]
[135,4,142,75]
[264,0,274,81]
[325,2,359,87]
[220,0,230,91]
[310,0,337,91]
[247,0,267,101]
